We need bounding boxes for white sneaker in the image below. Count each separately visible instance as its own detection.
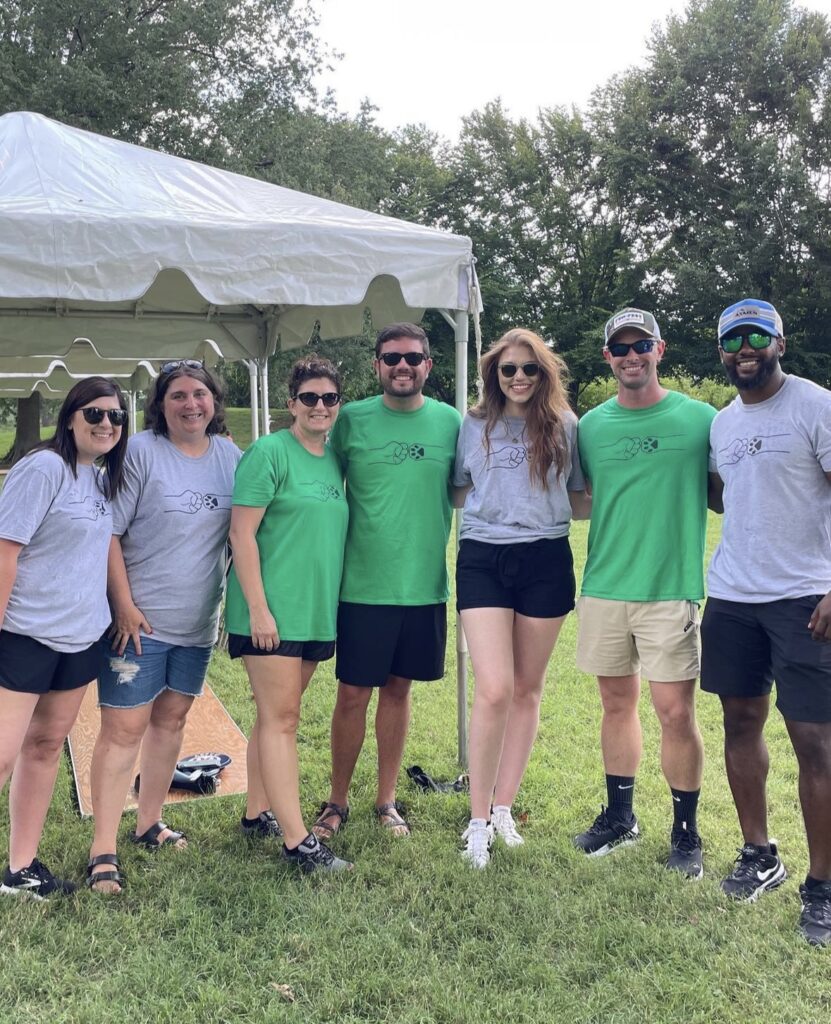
[461,819,493,869]
[491,805,524,847]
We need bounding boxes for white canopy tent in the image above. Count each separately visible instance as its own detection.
[0,111,480,763]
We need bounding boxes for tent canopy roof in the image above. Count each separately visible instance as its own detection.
[0,112,477,359]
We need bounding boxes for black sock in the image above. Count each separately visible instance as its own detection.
[804,875,830,890]
[606,775,635,819]
[285,833,317,854]
[241,814,260,826]
[671,787,700,831]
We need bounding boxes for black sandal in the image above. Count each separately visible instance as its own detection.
[86,854,126,893]
[375,801,411,836]
[129,821,187,850]
[311,801,349,840]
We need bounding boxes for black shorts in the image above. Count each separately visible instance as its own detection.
[456,537,576,618]
[0,630,100,695]
[335,602,447,687]
[700,596,831,723]
[227,634,335,662]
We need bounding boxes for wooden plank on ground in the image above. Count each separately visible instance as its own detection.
[67,682,249,818]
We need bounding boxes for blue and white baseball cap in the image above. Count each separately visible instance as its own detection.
[717,299,784,340]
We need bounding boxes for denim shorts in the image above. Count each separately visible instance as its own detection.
[97,636,214,709]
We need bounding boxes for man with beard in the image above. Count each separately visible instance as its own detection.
[573,308,716,878]
[702,298,831,946]
[312,323,460,840]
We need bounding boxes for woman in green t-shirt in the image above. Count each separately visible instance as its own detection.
[227,357,351,874]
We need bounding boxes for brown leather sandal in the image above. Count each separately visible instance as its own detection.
[311,801,349,840]
[375,801,411,837]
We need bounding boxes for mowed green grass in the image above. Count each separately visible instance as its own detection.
[1,520,828,1021]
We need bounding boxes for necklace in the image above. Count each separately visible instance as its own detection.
[502,418,526,444]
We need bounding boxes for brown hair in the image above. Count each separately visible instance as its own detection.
[287,355,342,397]
[374,322,430,358]
[471,328,572,489]
[144,364,226,437]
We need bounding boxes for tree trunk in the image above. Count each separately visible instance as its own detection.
[3,394,41,466]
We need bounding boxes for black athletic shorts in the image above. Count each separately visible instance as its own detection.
[700,596,831,723]
[335,602,447,687]
[227,634,335,662]
[0,630,101,695]
[456,537,576,618]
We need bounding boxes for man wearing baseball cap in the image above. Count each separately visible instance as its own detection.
[702,298,831,945]
[573,307,717,878]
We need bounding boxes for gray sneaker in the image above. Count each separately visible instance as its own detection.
[282,834,353,873]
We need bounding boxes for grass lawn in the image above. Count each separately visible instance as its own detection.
[1,519,828,1021]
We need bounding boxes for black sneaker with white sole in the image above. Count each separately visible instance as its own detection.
[282,833,353,874]
[573,806,640,857]
[241,810,283,840]
[0,859,77,899]
[798,882,831,947]
[721,841,787,901]
[666,825,704,879]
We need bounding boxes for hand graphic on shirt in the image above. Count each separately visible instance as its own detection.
[604,436,641,461]
[488,445,528,469]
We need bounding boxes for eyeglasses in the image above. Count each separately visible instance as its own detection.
[379,352,427,367]
[499,362,539,378]
[81,407,128,426]
[606,339,657,357]
[295,392,342,408]
[719,331,775,354]
[160,359,204,374]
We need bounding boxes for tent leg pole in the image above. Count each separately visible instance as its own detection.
[260,360,270,436]
[454,309,469,769]
[246,361,259,442]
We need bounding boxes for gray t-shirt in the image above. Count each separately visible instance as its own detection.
[114,431,242,645]
[708,375,831,601]
[453,411,585,543]
[0,450,113,651]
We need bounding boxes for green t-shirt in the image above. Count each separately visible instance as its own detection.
[330,395,461,605]
[224,431,348,641]
[578,391,717,601]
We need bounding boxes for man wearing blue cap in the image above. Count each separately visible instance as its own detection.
[703,298,831,946]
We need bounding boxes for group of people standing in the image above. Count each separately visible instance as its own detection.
[0,303,828,947]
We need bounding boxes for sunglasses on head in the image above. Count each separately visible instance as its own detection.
[719,331,775,354]
[499,362,539,378]
[379,352,427,367]
[160,359,204,375]
[81,407,128,426]
[606,339,657,357]
[294,391,342,408]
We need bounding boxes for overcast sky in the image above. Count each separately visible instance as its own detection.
[316,0,831,138]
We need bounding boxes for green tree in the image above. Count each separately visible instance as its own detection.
[591,0,831,382]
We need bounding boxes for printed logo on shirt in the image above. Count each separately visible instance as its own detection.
[598,434,686,461]
[485,445,528,470]
[716,433,790,468]
[301,481,343,502]
[163,490,232,514]
[368,441,446,465]
[69,496,110,521]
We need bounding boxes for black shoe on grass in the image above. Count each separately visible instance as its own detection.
[573,806,640,857]
[667,825,704,879]
[721,842,787,901]
[798,882,831,947]
[241,810,283,840]
[282,834,353,874]
[0,859,77,900]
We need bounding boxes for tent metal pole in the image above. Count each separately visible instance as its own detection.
[454,309,469,769]
[260,359,270,436]
[245,360,259,441]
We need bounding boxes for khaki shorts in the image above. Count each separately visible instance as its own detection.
[575,597,701,681]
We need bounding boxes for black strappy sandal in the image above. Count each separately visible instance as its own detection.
[86,854,126,894]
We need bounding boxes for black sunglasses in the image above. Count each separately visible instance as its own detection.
[81,407,128,426]
[499,362,539,378]
[379,352,427,367]
[719,331,775,354]
[606,339,657,357]
[295,391,342,408]
[160,359,204,374]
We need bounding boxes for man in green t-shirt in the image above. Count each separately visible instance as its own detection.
[312,323,461,840]
[573,307,716,879]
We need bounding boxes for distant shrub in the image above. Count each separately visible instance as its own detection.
[575,374,734,415]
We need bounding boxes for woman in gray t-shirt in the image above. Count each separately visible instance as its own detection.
[454,329,588,868]
[0,377,128,898]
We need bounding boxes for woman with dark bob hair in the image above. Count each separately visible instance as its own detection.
[86,360,262,893]
[226,356,352,874]
[0,377,128,898]
[453,329,589,868]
